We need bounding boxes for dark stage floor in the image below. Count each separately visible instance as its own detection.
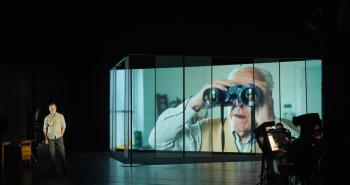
[1,150,261,185]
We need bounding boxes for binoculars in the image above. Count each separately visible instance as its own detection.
[202,84,263,108]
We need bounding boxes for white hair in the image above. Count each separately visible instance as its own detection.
[227,66,274,89]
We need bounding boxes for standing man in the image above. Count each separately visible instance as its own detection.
[43,103,70,174]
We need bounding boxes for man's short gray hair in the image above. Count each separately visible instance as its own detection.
[227,66,274,89]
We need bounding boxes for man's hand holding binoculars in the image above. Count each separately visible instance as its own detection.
[187,79,275,125]
[188,80,238,111]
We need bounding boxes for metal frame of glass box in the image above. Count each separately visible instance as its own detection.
[109,54,322,165]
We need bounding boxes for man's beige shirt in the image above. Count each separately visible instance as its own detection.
[43,113,66,139]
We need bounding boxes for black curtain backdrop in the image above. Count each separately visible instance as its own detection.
[0,2,348,158]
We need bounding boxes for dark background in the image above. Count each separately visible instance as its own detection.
[0,1,348,159]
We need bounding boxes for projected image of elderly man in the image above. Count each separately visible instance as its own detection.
[149,67,300,152]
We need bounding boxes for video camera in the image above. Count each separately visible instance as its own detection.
[202,84,263,108]
[255,121,293,184]
[292,113,321,140]
[254,121,276,153]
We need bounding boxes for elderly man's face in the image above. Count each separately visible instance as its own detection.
[228,102,252,137]
[227,68,266,138]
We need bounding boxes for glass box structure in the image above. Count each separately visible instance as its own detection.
[109,55,322,163]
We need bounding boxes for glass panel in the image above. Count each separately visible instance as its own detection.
[109,69,113,150]
[123,55,156,164]
[113,69,117,152]
[123,57,131,159]
[143,68,156,152]
[184,56,213,157]
[280,60,306,139]
[108,57,129,161]
[212,62,255,153]
[114,68,118,152]
[154,56,184,158]
[306,60,322,118]
[109,62,127,152]
[131,68,144,151]
[130,62,156,163]
[129,68,156,151]
[253,59,280,153]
